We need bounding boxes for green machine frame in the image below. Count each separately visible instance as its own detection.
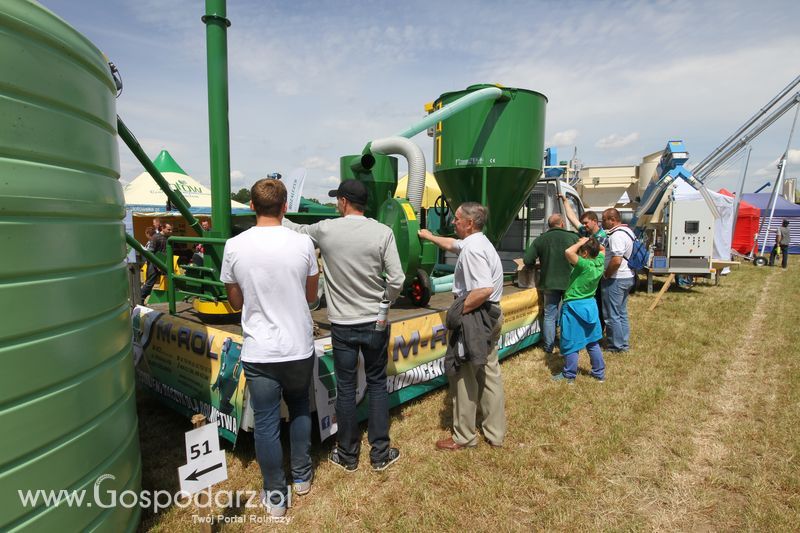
[119,2,545,313]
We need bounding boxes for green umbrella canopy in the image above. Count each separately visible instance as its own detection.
[152,150,188,175]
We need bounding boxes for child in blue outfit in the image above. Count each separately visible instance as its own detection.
[552,237,606,383]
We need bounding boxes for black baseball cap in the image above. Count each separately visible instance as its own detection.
[328,179,368,205]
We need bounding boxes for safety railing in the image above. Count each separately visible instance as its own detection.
[166,236,229,315]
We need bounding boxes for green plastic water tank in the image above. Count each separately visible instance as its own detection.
[0,2,142,531]
[433,84,547,244]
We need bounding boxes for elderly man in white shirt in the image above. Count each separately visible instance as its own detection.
[419,202,506,450]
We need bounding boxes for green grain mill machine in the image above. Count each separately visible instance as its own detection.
[338,84,547,305]
[121,0,548,312]
[432,84,547,245]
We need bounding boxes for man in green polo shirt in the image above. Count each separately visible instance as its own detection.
[523,214,578,353]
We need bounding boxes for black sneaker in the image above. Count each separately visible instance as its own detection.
[329,449,358,472]
[371,447,401,471]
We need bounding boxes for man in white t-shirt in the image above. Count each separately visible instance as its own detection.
[419,202,506,450]
[600,208,635,353]
[220,179,319,517]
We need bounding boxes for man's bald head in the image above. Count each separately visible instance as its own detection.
[547,214,564,229]
[602,208,621,230]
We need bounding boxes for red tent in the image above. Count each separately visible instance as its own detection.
[719,188,761,254]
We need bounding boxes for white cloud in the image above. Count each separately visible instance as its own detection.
[230,170,249,190]
[596,132,640,149]
[301,156,339,173]
[46,0,800,199]
[753,148,800,177]
[134,137,186,157]
[753,167,775,178]
[550,129,578,146]
[300,175,342,202]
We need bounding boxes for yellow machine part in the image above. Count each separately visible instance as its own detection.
[193,299,238,315]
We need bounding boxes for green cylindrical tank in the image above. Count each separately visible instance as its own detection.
[339,153,398,219]
[0,2,141,531]
[433,84,547,244]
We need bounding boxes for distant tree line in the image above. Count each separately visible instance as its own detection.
[231,188,250,204]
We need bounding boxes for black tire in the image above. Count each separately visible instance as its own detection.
[408,269,432,307]
[754,256,768,267]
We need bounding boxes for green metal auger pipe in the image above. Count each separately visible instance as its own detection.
[395,86,509,139]
[125,233,168,272]
[203,0,232,239]
[117,116,203,236]
[358,87,508,171]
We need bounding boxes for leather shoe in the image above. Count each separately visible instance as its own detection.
[436,437,470,451]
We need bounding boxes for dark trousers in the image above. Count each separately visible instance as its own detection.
[243,357,314,500]
[595,283,604,328]
[140,262,161,300]
[330,322,390,465]
[769,245,789,268]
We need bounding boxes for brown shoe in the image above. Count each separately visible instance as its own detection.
[436,437,471,451]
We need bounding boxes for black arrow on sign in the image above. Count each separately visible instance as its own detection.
[185,462,223,481]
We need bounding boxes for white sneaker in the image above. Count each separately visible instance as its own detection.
[260,489,287,518]
[293,475,313,496]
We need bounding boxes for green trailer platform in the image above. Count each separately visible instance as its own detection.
[132,284,541,445]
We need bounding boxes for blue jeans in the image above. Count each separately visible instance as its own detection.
[601,276,634,351]
[243,357,314,499]
[542,290,564,352]
[561,341,605,379]
[330,322,390,465]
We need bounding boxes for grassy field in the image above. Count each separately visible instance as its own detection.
[137,262,799,531]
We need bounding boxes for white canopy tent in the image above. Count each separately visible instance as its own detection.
[122,150,250,262]
[124,171,249,211]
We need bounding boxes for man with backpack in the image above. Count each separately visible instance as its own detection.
[600,209,635,353]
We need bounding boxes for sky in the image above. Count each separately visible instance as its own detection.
[38,0,800,201]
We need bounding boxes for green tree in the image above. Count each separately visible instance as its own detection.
[231,188,250,204]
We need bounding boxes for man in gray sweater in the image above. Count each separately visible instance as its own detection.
[284,179,405,471]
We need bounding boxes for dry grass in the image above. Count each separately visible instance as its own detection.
[137,262,800,532]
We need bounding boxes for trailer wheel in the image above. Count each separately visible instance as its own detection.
[408,269,432,307]
[754,256,768,267]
